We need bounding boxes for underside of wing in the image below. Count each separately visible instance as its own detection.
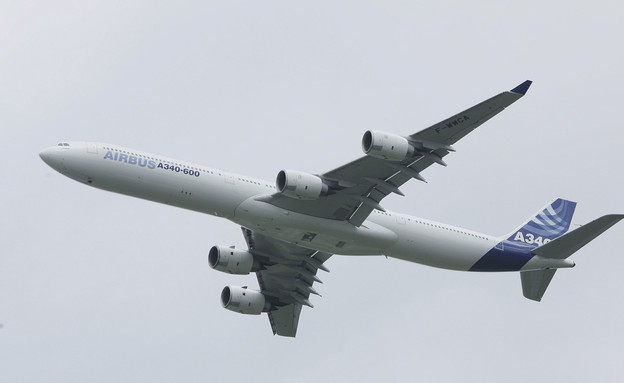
[241,227,332,337]
[267,303,302,338]
[260,81,532,226]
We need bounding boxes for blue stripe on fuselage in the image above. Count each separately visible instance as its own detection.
[469,241,535,271]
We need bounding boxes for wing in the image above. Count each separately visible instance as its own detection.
[261,80,532,226]
[241,227,331,337]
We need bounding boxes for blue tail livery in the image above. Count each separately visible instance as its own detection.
[470,198,577,272]
[505,198,577,247]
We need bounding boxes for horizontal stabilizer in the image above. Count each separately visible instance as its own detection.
[532,214,624,259]
[521,269,556,301]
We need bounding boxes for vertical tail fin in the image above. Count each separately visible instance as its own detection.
[511,200,624,302]
[520,269,557,301]
[505,198,577,247]
[509,199,575,302]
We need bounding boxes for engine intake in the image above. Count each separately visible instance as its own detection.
[220,286,266,315]
[362,130,414,161]
[208,246,254,274]
[276,169,328,200]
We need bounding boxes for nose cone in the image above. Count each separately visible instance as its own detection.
[39,146,64,172]
[39,147,53,164]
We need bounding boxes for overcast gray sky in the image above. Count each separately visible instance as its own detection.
[2,1,623,382]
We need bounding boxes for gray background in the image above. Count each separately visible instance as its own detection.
[2,1,623,382]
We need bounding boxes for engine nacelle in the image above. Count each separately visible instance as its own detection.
[220,286,266,315]
[276,169,328,200]
[362,130,414,161]
[208,246,254,274]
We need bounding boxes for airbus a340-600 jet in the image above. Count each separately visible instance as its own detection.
[40,80,623,337]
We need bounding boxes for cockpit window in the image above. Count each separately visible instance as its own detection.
[57,143,70,147]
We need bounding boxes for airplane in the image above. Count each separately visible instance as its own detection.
[39,80,623,337]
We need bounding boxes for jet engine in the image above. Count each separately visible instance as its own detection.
[362,130,415,161]
[208,246,254,274]
[276,169,328,200]
[220,286,266,315]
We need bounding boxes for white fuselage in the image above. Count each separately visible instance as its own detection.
[40,142,554,272]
